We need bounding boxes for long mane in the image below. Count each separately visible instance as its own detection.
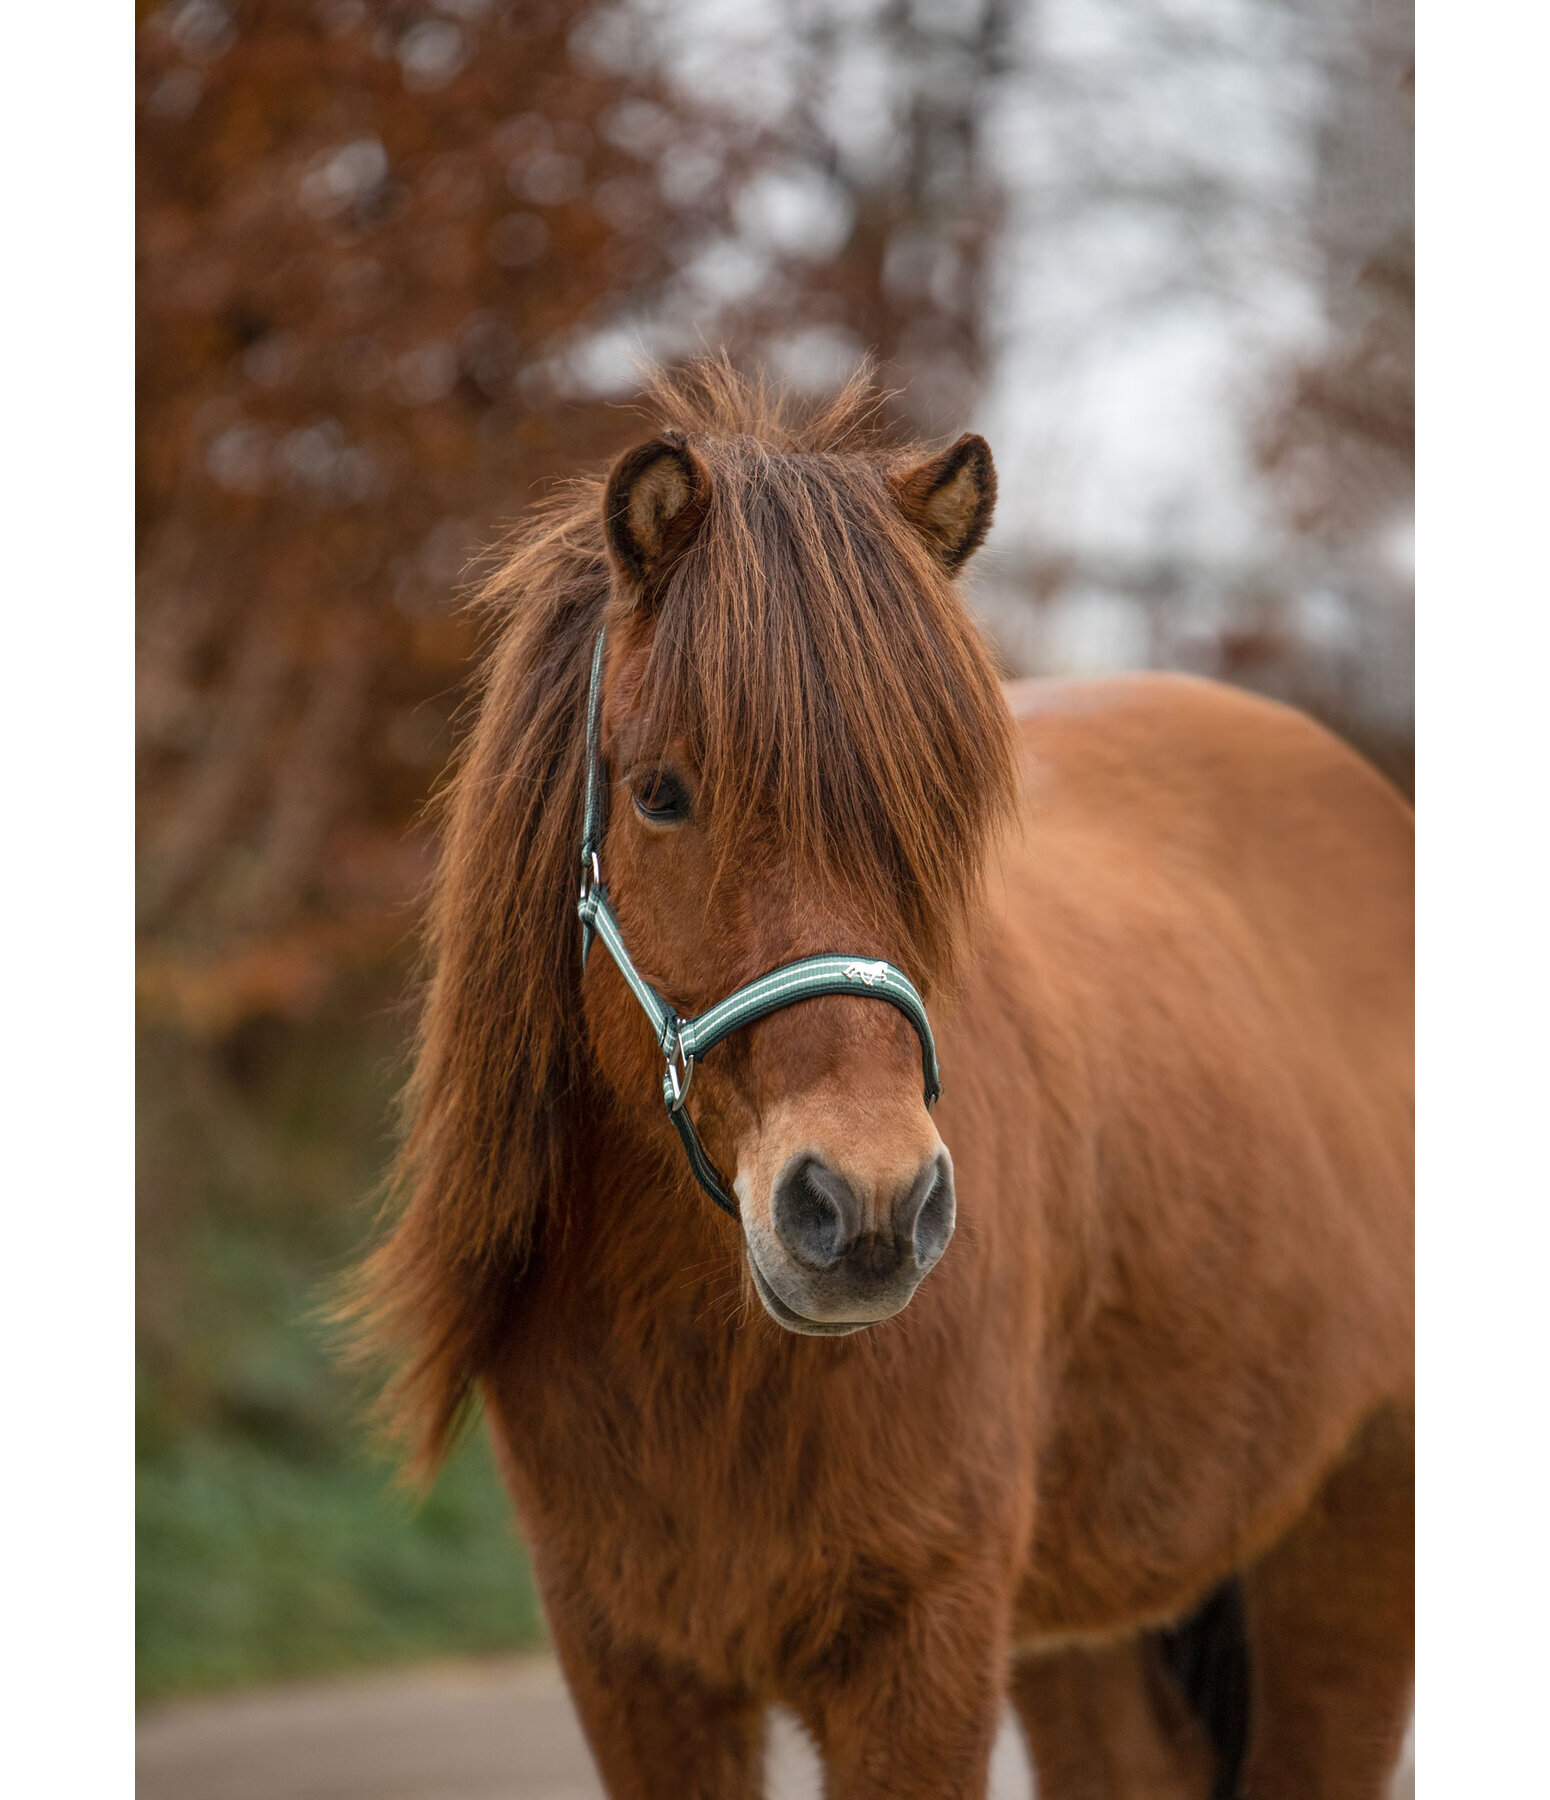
[348,359,1018,1472]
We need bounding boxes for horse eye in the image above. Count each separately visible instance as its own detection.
[632,769,691,824]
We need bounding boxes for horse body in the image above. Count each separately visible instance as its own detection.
[356,365,1411,1797]
[999,673,1412,1629]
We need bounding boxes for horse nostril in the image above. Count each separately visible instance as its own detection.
[771,1157,858,1271]
[896,1150,956,1270]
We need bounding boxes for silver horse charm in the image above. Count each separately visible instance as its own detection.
[844,961,891,987]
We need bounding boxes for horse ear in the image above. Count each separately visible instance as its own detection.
[603,432,711,594]
[891,433,997,571]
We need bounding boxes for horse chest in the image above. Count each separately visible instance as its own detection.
[490,1300,1019,1681]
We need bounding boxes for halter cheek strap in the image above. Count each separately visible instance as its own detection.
[575,626,941,1219]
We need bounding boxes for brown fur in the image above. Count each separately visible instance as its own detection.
[348,360,1413,1797]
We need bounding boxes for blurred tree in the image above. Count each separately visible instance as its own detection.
[1260,0,1412,540]
[1252,0,1413,787]
[567,0,1009,426]
[737,0,1011,429]
[137,0,747,1030]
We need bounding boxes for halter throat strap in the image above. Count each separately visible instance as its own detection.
[575,625,940,1219]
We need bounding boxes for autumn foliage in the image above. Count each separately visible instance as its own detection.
[137,0,749,1032]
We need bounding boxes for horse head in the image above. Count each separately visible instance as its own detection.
[584,400,1013,1335]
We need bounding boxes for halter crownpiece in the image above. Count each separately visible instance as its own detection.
[576,625,941,1219]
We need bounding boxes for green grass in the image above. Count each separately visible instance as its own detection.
[136,1413,543,1700]
[136,994,546,1703]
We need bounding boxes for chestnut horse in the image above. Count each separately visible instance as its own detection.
[352,362,1413,1798]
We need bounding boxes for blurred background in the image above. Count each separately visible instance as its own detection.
[136,0,1412,1704]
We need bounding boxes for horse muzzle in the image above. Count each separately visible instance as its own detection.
[741,1145,955,1336]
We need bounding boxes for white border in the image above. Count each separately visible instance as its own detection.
[2,3,134,1795]
[1418,0,1550,1790]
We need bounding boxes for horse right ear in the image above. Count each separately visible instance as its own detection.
[603,432,712,596]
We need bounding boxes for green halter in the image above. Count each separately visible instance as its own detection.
[576,627,941,1218]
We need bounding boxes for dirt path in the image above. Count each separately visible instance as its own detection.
[134,1655,1020,1800]
[136,1653,1412,1799]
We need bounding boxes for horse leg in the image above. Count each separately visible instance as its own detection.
[1009,1636,1217,1799]
[1238,1406,1414,1800]
[542,1613,765,1800]
[786,1583,1012,1800]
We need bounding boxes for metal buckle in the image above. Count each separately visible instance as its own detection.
[578,849,601,906]
[665,1031,694,1112]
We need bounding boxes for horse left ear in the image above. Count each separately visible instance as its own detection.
[603,431,712,596]
[891,433,997,572]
